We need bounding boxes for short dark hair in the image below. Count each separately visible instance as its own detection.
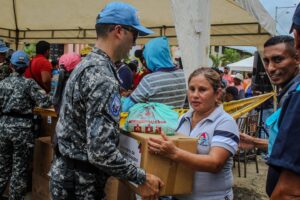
[36,41,50,55]
[14,67,27,75]
[95,23,115,38]
[246,72,252,78]
[128,60,138,72]
[226,86,239,100]
[264,35,296,56]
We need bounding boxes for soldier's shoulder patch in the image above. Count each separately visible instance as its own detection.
[109,93,121,116]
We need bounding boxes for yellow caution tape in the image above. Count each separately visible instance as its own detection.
[224,92,275,115]
[34,92,275,126]
[228,93,275,119]
[120,92,275,126]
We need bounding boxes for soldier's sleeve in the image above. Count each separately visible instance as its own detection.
[28,80,52,108]
[84,73,146,185]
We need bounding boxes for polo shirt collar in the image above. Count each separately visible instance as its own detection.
[183,106,223,123]
[278,73,300,105]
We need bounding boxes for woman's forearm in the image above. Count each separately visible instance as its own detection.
[173,147,230,173]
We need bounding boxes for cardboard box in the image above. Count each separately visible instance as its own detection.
[40,116,57,138]
[32,172,51,200]
[33,108,57,138]
[32,136,53,200]
[119,132,197,196]
[105,177,135,200]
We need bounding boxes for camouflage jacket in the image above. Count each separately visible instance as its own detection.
[0,72,51,128]
[56,48,146,185]
[0,63,11,81]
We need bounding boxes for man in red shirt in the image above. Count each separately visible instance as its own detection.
[223,66,233,86]
[24,41,52,93]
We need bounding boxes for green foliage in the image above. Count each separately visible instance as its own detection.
[209,54,222,68]
[221,48,241,65]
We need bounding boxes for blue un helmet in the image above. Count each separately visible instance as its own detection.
[96,2,153,36]
[0,41,9,53]
[10,50,30,69]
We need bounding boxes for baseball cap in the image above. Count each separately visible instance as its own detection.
[0,41,9,53]
[290,3,300,33]
[96,2,153,36]
[59,53,81,72]
[233,73,244,81]
[10,50,30,69]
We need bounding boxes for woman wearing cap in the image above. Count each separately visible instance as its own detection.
[148,67,239,200]
[0,51,51,199]
[52,52,81,114]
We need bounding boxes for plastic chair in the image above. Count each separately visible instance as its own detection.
[234,113,259,177]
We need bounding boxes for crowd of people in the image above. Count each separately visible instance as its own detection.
[0,1,300,200]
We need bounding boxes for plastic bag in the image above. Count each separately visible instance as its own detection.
[124,103,179,135]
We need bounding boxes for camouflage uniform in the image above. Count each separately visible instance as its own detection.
[50,48,146,200]
[0,63,11,81]
[0,72,51,200]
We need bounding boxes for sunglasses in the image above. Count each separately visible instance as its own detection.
[121,25,139,42]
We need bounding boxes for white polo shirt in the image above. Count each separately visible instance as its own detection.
[175,106,239,200]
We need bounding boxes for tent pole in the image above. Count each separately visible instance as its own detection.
[12,0,19,50]
[171,0,211,86]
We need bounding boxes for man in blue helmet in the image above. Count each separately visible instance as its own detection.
[49,2,163,200]
[0,50,51,199]
[0,41,11,81]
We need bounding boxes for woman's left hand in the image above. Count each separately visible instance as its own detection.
[148,131,178,160]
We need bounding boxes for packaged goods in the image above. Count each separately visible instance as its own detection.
[119,132,197,195]
[125,103,178,135]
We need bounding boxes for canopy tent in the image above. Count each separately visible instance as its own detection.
[227,56,254,72]
[0,0,275,49]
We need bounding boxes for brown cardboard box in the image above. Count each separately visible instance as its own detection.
[34,107,57,138]
[119,132,197,196]
[40,115,57,138]
[105,177,135,200]
[32,172,51,200]
[32,136,53,200]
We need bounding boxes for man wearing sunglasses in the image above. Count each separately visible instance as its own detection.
[50,2,163,200]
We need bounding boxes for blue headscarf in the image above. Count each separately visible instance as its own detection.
[143,37,174,72]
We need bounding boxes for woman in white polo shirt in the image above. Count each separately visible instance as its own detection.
[148,67,239,200]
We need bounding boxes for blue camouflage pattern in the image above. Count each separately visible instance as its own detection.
[0,63,11,81]
[50,48,146,200]
[0,72,51,199]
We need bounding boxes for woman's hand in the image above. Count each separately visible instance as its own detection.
[148,131,179,160]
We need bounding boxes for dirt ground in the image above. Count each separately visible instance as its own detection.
[233,157,269,200]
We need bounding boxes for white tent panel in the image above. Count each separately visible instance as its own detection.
[227,56,254,72]
[0,0,275,47]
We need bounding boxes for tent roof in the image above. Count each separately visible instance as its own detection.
[227,56,254,72]
[0,0,275,46]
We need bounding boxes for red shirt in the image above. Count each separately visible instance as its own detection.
[133,69,149,89]
[223,74,233,85]
[24,54,52,91]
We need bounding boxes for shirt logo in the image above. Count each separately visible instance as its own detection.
[110,94,121,116]
[198,132,209,146]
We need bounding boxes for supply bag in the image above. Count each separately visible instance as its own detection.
[124,103,179,135]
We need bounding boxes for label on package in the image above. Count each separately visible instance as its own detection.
[119,134,142,168]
